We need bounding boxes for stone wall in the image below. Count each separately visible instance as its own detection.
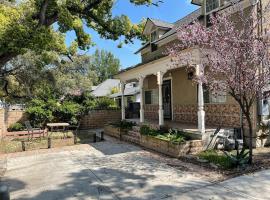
[80,110,121,129]
[173,104,254,128]
[145,104,256,128]
[144,105,159,120]
[140,135,202,156]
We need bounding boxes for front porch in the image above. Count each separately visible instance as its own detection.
[126,118,217,135]
[115,54,244,137]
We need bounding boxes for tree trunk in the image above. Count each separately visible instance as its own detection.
[245,112,253,164]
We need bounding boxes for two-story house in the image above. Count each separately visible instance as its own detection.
[115,0,267,141]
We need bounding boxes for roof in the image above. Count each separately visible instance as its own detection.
[191,0,203,6]
[110,86,140,98]
[154,8,202,43]
[91,79,120,97]
[137,8,202,53]
[149,19,174,29]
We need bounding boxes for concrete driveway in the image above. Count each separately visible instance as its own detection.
[2,136,270,200]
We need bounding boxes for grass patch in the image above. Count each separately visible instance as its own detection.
[198,150,233,169]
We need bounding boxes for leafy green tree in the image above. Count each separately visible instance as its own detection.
[90,49,120,85]
[0,0,158,70]
[53,54,97,97]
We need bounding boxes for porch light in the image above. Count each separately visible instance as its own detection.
[188,72,194,80]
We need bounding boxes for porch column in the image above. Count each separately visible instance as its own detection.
[196,64,205,134]
[139,76,145,123]
[120,81,126,120]
[157,71,165,126]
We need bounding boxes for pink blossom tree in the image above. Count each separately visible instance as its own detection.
[168,6,270,163]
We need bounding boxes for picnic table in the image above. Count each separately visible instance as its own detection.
[46,123,70,138]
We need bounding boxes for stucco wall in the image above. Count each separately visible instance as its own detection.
[141,68,256,128]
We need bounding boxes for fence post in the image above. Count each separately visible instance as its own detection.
[93,133,96,143]
[48,138,51,149]
[0,185,10,200]
[100,131,104,141]
[21,141,25,151]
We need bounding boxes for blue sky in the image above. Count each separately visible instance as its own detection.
[65,0,198,69]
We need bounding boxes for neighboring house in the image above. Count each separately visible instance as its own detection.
[115,0,266,135]
[91,79,140,109]
[110,82,140,118]
[91,79,120,97]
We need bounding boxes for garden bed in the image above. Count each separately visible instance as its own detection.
[140,135,202,157]
[104,121,136,139]
[0,131,102,153]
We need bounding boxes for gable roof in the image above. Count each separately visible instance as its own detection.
[154,8,202,44]
[143,18,174,35]
[191,0,203,6]
[91,79,120,97]
[149,19,174,29]
[137,8,202,53]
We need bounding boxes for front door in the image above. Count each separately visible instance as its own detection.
[162,80,172,120]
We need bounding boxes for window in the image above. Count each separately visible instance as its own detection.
[145,91,152,104]
[151,31,158,42]
[151,43,158,52]
[206,0,219,13]
[202,84,226,103]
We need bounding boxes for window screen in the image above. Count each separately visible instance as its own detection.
[206,0,219,13]
[145,91,152,104]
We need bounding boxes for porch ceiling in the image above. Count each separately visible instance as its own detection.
[115,48,202,82]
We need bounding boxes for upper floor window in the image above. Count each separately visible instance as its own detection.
[206,0,219,13]
[151,31,158,42]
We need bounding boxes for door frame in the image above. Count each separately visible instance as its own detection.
[163,77,173,120]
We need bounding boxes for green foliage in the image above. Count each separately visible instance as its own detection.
[140,126,189,143]
[89,49,120,85]
[84,97,118,111]
[199,150,233,169]
[140,125,153,135]
[112,120,136,130]
[224,148,249,168]
[26,98,82,127]
[7,122,24,132]
[0,0,155,68]
[26,99,54,127]
[54,101,82,125]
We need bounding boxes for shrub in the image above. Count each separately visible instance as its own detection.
[26,98,82,127]
[26,99,54,127]
[112,120,136,130]
[84,97,118,111]
[7,123,24,132]
[140,126,189,143]
[199,150,232,169]
[54,101,82,125]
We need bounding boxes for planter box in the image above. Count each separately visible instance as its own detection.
[104,125,128,139]
[140,135,202,157]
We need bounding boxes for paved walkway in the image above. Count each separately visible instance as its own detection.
[1,137,270,200]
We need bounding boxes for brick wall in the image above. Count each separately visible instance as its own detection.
[173,104,242,127]
[144,105,159,120]
[6,110,27,128]
[173,104,255,128]
[80,110,121,129]
[0,109,27,136]
[0,109,4,137]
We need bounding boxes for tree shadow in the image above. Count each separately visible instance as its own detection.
[89,139,141,155]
